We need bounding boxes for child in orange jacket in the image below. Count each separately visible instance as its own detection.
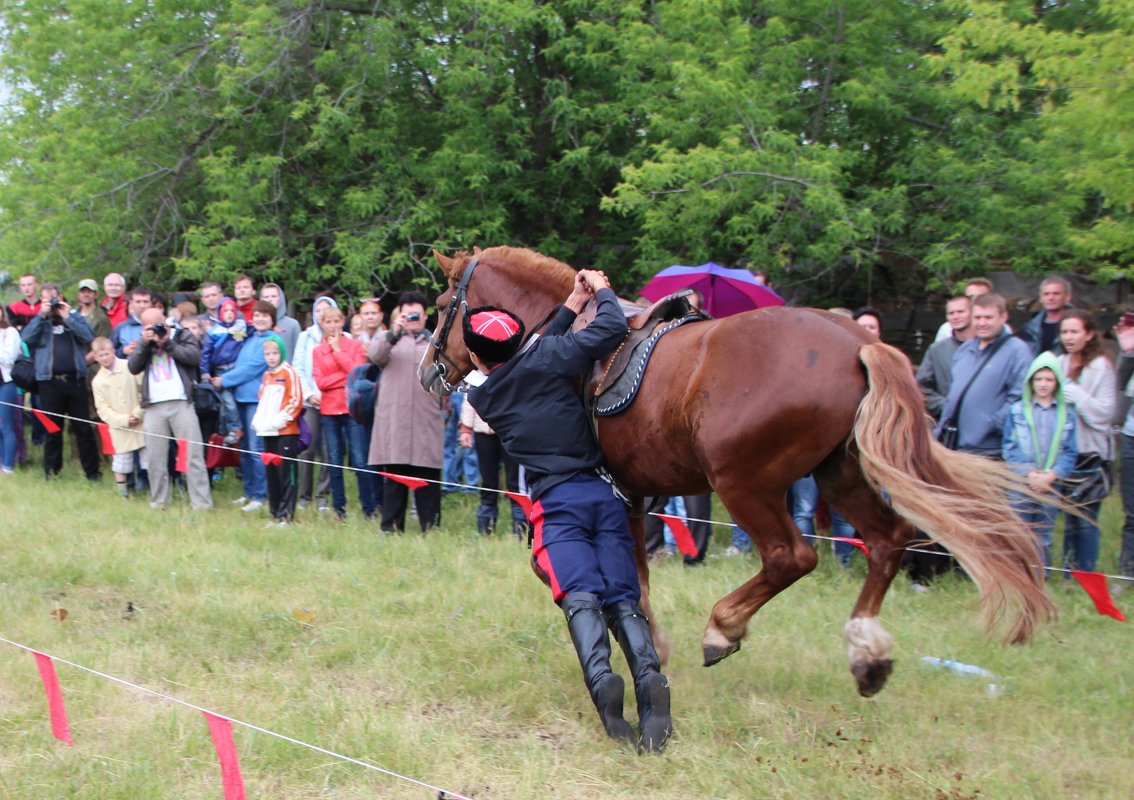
[252,333,303,524]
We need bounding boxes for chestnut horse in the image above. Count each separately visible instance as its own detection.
[421,246,1054,697]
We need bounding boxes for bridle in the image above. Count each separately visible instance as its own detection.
[427,255,566,394]
[427,256,479,395]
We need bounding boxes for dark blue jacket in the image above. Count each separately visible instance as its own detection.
[468,288,627,500]
[21,311,94,380]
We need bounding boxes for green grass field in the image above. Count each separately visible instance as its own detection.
[0,465,1130,799]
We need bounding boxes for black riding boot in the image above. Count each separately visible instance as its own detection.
[562,592,636,747]
[605,601,672,752]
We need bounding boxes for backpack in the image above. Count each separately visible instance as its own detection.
[346,363,381,427]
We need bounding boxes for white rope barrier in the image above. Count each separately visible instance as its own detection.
[0,634,473,800]
[4,398,1133,585]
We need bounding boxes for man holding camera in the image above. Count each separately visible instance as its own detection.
[21,284,102,481]
[367,290,444,531]
[128,307,213,510]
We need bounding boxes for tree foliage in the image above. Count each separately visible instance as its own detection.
[0,0,1131,304]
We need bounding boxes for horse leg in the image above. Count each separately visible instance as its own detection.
[701,493,818,666]
[816,456,915,697]
[628,511,672,666]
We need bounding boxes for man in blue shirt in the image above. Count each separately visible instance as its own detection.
[935,293,1032,457]
[464,269,671,753]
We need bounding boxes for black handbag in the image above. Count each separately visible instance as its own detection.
[10,354,37,393]
[1059,452,1111,506]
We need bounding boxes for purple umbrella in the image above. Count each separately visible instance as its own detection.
[638,263,785,318]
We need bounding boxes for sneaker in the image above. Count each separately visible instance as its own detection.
[149,502,166,510]
[241,500,264,512]
[231,496,248,505]
[911,581,930,594]
[723,545,744,558]
[317,503,330,513]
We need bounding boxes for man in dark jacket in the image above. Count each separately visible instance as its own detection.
[1018,275,1073,357]
[21,283,101,481]
[464,269,671,753]
[128,308,213,510]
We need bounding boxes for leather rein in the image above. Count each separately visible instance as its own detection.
[427,256,560,394]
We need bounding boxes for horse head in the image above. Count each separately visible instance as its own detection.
[419,245,575,396]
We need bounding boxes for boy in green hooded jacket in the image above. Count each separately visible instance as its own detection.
[1002,351,1078,567]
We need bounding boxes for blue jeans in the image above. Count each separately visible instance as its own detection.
[1011,492,1057,568]
[792,475,859,566]
[730,523,752,553]
[0,381,19,469]
[443,393,480,492]
[1063,500,1101,573]
[214,364,240,436]
[237,402,266,501]
[1119,434,1134,577]
[322,413,380,517]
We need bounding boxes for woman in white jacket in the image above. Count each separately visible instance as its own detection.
[1058,309,1117,572]
[0,305,23,472]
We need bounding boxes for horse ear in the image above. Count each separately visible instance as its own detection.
[433,249,454,276]
[473,245,482,256]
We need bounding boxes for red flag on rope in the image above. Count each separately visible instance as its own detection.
[97,422,116,455]
[33,409,61,434]
[204,712,246,800]
[175,438,190,473]
[1070,570,1126,621]
[379,471,428,491]
[832,536,870,556]
[32,652,72,746]
[657,514,699,557]
[503,491,533,519]
[260,451,282,466]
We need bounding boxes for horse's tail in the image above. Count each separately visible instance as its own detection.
[852,341,1056,644]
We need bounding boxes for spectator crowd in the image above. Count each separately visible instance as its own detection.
[0,272,512,534]
[1,270,1131,589]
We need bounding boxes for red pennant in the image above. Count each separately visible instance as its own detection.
[832,536,870,555]
[657,514,699,557]
[97,422,116,455]
[33,652,72,747]
[33,409,61,434]
[175,438,190,473]
[260,451,283,466]
[379,471,428,491]
[504,491,533,519]
[204,712,246,800]
[1070,570,1127,621]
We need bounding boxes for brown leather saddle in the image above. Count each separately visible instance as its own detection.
[573,289,708,416]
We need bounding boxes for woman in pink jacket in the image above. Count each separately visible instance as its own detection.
[312,305,378,521]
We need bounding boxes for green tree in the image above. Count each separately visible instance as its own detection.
[933,0,1134,279]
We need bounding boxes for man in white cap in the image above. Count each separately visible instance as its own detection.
[76,278,112,340]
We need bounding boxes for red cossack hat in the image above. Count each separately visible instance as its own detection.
[463,306,526,364]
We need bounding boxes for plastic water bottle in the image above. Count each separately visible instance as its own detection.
[922,656,1007,696]
[921,656,996,678]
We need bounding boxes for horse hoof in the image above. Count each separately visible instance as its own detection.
[851,658,893,697]
[702,639,741,667]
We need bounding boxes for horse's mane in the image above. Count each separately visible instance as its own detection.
[476,246,576,289]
